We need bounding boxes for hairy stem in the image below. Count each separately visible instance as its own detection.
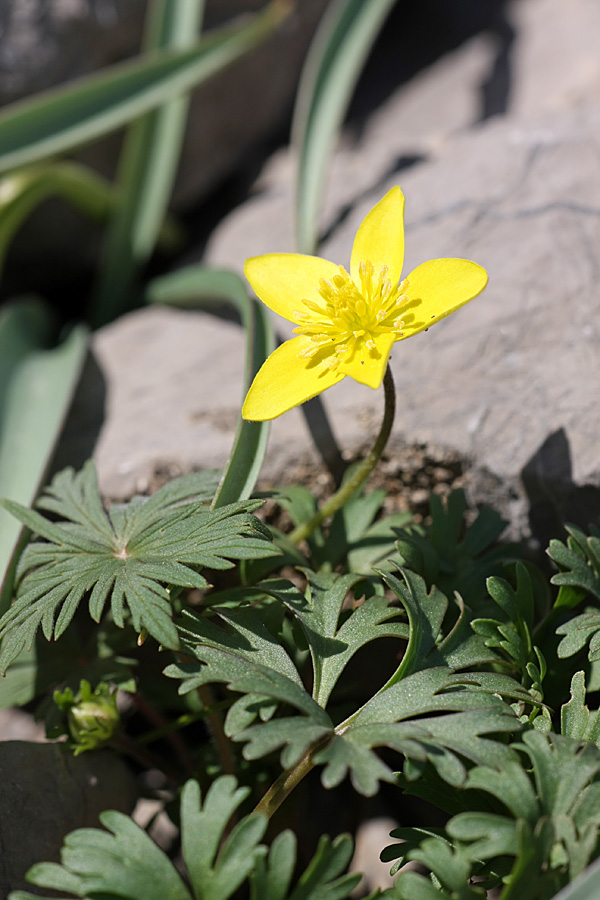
[288,365,396,545]
[253,733,330,818]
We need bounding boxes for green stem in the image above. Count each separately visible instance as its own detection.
[254,368,397,819]
[288,365,396,545]
[253,733,330,818]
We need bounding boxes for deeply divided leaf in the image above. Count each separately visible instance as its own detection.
[0,462,278,672]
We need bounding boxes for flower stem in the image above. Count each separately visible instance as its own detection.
[254,371,396,818]
[288,365,396,545]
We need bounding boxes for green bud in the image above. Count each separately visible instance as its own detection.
[54,679,120,755]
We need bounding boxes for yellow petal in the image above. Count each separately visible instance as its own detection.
[350,186,405,288]
[242,336,345,421]
[244,253,341,324]
[398,258,488,340]
[337,332,395,389]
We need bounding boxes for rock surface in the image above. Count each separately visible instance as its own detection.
[0,741,137,896]
[59,0,600,548]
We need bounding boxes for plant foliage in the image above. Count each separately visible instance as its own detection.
[0,462,278,671]
[383,730,600,900]
[11,776,360,900]
[166,565,530,796]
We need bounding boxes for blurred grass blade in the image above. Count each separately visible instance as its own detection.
[552,858,600,899]
[0,163,182,280]
[292,0,397,254]
[0,1,289,176]
[0,299,88,613]
[147,267,274,508]
[92,0,205,328]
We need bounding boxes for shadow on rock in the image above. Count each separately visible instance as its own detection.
[477,0,516,120]
[522,428,600,559]
[50,347,107,477]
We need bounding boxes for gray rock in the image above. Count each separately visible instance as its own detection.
[0,741,137,896]
[56,0,600,547]
[0,1,145,104]
[351,816,399,894]
[199,0,600,542]
[0,708,46,742]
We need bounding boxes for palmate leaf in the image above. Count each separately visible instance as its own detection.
[384,731,600,900]
[548,525,600,606]
[166,610,334,768]
[12,776,359,900]
[561,671,600,746]
[167,569,526,796]
[379,567,502,684]
[0,462,278,672]
[556,610,600,663]
[470,563,548,719]
[0,619,137,710]
[317,670,521,796]
[250,830,359,900]
[393,490,520,607]
[171,570,408,712]
[256,571,409,706]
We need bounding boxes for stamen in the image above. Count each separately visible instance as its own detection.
[303,298,326,315]
[298,261,410,367]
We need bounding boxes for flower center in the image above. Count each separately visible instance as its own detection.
[293,261,409,368]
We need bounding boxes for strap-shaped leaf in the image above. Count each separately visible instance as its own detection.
[147,265,275,507]
[91,0,205,326]
[292,0,398,254]
[0,300,88,613]
[0,2,288,175]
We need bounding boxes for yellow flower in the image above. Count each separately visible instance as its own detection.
[242,186,487,421]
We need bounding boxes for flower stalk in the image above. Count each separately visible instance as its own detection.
[288,364,396,545]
